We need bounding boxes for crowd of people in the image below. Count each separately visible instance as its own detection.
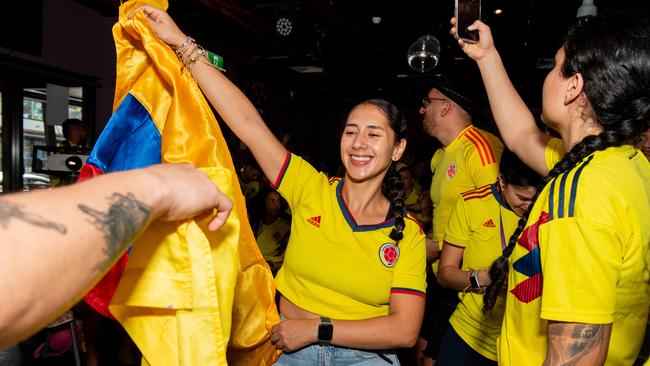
[1,4,649,366]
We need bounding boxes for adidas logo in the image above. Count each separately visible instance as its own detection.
[483,219,496,228]
[307,215,322,228]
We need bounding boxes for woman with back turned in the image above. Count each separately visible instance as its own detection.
[452,12,650,365]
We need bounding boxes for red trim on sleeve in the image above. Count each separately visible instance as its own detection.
[405,213,425,234]
[391,288,426,298]
[443,241,465,249]
[270,151,291,189]
[461,191,492,201]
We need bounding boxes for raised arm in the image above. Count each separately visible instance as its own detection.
[451,18,552,175]
[0,164,232,348]
[134,6,288,182]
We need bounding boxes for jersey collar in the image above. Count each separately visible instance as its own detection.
[444,124,474,150]
[336,178,397,232]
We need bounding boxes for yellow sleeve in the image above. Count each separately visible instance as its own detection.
[539,218,622,324]
[444,196,470,248]
[391,218,427,295]
[545,137,565,171]
[272,152,323,210]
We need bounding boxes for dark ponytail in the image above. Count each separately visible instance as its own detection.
[384,163,406,244]
[484,132,625,313]
[351,98,408,245]
[483,13,650,314]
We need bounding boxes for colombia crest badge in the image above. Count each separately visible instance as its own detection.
[379,243,400,268]
[446,162,457,179]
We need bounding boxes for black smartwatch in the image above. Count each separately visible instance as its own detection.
[317,317,333,345]
[469,270,482,289]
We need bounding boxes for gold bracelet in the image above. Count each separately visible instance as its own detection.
[177,42,198,72]
[185,45,207,72]
[175,36,194,56]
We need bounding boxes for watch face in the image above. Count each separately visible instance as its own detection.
[318,323,333,342]
[470,272,480,288]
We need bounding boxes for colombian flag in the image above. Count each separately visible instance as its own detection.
[80,1,280,365]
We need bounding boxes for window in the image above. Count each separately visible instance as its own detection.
[21,87,84,190]
[23,96,48,190]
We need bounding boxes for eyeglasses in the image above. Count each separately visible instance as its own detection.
[422,96,447,108]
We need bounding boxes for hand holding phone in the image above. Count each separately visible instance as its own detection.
[454,0,481,43]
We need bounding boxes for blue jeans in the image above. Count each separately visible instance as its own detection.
[436,324,497,366]
[274,344,400,366]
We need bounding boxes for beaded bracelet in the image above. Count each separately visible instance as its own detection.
[183,44,205,70]
[174,37,225,73]
[174,36,195,57]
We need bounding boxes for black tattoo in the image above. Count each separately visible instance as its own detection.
[570,324,602,355]
[0,200,67,233]
[545,322,607,366]
[79,193,151,271]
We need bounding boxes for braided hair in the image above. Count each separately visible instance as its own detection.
[350,99,408,245]
[483,13,650,314]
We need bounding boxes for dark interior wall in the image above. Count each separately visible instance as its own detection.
[0,0,117,134]
[43,0,117,133]
[41,0,117,133]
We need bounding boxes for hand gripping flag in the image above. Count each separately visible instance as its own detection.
[79,1,280,365]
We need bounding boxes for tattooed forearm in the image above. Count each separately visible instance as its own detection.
[544,322,610,366]
[0,201,67,233]
[79,193,152,271]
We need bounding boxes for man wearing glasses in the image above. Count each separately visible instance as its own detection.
[417,79,504,364]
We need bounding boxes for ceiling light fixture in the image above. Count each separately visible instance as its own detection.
[576,0,597,17]
[276,17,293,36]
[494,8,503,15]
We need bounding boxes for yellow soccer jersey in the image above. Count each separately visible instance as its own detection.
[444,184,520,361]
[499,145,650,366]
[404,186,421,207]
[545,137,565,171]
[255,217,290,264]
[272,153,427,320]
[430,125,504,243]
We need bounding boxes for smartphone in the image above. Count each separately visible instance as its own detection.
[454,0,481,43]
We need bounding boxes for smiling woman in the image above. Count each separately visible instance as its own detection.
[133,5,427,365]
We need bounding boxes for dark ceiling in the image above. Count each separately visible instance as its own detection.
[78,0,648,167]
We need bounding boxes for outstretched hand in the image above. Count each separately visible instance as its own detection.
[129,5,187,49]
[450,17,496,62]
[147,164,233,231]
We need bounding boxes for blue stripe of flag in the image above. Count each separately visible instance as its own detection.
[87,93,161,172]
